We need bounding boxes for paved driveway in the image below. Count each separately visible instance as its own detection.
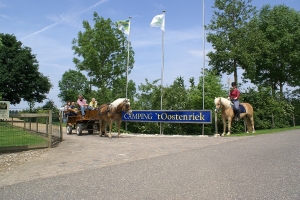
[0,130,299,199]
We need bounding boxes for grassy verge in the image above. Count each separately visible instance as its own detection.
[229,126,300,137]
[0,123,47,147]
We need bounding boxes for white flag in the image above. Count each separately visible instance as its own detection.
[150,13,165,32]
[116,19,130,35]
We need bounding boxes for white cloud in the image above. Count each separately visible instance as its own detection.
[21,0,109,40]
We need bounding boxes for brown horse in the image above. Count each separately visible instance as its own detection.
[214,97,255,136]
[98,98,132,139]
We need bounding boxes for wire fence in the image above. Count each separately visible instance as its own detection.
[0,111,62,152]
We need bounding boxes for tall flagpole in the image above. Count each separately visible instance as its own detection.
[202,0,205,135]
[125,17,131,132]
[160,10,165,135]
[126,17,131,100]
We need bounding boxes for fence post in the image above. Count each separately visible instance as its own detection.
[292,113,295,127]
[29,117,32,130]
[36,118,38,131]
[214,113,218,135]
[272,113,274,129]
[48,110,52,148]
[23,117,26,130]
[59,111,63,141]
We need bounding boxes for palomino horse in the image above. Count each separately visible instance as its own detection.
[214,97,255,136]
[98,98,132,139]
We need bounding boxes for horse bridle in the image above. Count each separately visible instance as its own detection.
[122,100,131,113]
[215,97,223,113]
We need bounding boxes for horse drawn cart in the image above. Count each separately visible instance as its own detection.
[65,109,100,136]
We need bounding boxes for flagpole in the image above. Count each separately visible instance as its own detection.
[160,10,165,135]
[123,17,131,133]
[202,0,205,135]
[126,17,131,100]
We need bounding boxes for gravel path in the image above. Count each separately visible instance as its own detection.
[1,130,299,199]
[0,131,243,187]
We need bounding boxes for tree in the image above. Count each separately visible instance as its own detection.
[42,99,56,110]
[58,69,89,103]
[135,79,161,110]
[243,86,294,129]
[206,0,257,84]
[72,12,135,100]
[242,5,300,95]
[164,76,188,110]
[0,33,52,105]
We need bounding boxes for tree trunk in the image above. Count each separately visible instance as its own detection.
[233,60,238,84]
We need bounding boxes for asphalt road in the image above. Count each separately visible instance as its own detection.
[0,130,299,200]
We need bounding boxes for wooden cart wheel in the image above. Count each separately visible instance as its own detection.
[66,125,72,135]
[76,124,83,136]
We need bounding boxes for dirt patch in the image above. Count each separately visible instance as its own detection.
[0,148,48,175]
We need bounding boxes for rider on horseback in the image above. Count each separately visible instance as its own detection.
[228,82,240,121]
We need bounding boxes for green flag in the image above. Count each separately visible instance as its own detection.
[116,19,130,35]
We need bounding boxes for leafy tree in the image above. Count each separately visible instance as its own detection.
[127,79,161,134]
[58,69,89,103]
[42,99,56,110]
[0,33,52,104]
[135,79,162,110]
[206,0,257,84]
[242,5,300,95]
[72,12,134,100]
[243,86,293,129]
[164,76,188,110]
[189,69,227,111]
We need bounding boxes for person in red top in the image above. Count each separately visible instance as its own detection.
[228,82,240,121]
[77,94,92,119]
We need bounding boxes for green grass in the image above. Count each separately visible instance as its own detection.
[0,123,47,147]
[229,126,300,137]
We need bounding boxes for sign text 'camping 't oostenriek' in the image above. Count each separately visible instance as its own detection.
[122,110,212,123]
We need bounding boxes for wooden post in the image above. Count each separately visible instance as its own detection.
[36,119,38,131]
[48,110,52,148]
[215,112,218,135]
[292,113,295,127]
[272,113,274,129]
[29,117,32,130]
[23,118,26,129]
[59,111,63,141]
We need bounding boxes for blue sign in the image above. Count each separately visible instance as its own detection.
[122,110,212,124]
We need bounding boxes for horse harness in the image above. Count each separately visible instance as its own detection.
[97,101,130,115]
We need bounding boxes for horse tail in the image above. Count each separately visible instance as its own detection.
[244,103,255,132]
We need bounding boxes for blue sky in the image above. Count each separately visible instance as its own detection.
[1,0,299,109]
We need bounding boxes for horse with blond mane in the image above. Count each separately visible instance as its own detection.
[98,98,132,139]
[214,97,255,136]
